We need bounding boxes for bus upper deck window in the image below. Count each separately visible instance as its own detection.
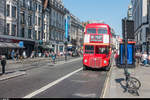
[87,28,96,34]
[98,28,108,34]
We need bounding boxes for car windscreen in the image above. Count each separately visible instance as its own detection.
[84,45,94,54]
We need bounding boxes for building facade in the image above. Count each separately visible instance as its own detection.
[49,0,66,53]
[70,14,84,51]
[6,0,18,36]
[132,0,149,53]
[127,4,133,20]
[0,0,84,58]
[34,0,42,41]
[18,0,36,56]
[42,0,50,46]
[0,0,37,57]
[0,0,5,35]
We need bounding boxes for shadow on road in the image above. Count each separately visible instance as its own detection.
[115,78,140,96]
[84,67,107,72]
[115,78,126,91]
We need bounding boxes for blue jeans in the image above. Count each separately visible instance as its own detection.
[143,59,148,65]
[11,56,15,60]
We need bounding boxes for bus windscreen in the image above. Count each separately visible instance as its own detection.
[95,46,109,54]
[85,45,94,54]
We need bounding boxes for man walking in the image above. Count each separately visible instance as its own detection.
[11,50,15,60]
[142,51,148,66]
[1,55,6,74]
[135,50,141,67]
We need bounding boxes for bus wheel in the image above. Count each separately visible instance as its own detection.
[83,65,87,70]
[105,61,111,71]
[105,65,110,71]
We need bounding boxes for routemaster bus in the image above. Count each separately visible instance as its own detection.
[83,23,113,71]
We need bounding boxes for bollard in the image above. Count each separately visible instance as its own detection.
[1,56,6,74]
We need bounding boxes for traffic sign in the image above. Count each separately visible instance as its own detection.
[19,41,24,48]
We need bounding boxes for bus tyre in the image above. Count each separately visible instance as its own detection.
[83,65,87,70]
[105,66,110,71]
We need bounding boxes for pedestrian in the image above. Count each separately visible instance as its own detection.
[30,50,35,58]
[0,55,1,60]
[16,50,19,60]
[148,52,150,65]
[11,49,15,60]
[114,49,119,66]
[64,51,67,61]
[51,52,56,64]
[142,51,148,66]
[135,50,141,67]
[23,50,26,59]
[1,55,6,74]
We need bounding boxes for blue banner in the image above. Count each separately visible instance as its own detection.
[65,15,70,40]
[127,44,133,64]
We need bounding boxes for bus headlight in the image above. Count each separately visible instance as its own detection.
[84,59,87,63]
[104,60,107,64]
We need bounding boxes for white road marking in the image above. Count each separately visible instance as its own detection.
[73,93,96,98]
[23,67,83,98]
[100,64,113,98]
[57,57,82,65]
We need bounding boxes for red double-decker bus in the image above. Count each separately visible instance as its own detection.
[83,23,113,71]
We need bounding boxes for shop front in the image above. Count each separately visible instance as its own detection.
[0,42,25,59]
[0,35,35,58]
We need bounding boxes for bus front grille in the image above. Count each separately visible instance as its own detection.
[89,57,101,68]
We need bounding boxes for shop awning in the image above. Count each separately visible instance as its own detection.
[38,45,53,49]
[13,43,25,48]
[0,42,25,48]
[0,42,7,48]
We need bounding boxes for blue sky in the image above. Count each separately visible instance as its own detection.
[62,0,131,37]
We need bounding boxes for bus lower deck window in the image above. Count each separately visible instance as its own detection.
[96,47,109,54]
[85,45,94,54]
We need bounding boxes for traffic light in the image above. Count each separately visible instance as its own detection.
[122,18,134,39]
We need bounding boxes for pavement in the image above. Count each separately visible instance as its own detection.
[103,63,150,98]
[3,55,150,98]
[0,71,26,81]
[0,55,78,81]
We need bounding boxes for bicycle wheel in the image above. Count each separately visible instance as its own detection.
[127,77,141,90]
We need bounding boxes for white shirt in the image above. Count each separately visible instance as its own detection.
[142,54,147,60]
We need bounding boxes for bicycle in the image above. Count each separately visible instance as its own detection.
[123,67,141,96]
